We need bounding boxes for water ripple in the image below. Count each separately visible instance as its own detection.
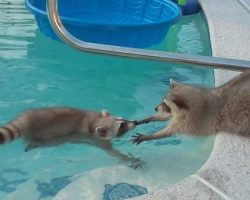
[0,0,36,59]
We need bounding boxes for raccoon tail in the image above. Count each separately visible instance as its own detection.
[0,123,22,144]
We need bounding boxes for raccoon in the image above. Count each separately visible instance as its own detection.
[0,107,140,167]
[133,72,250,144]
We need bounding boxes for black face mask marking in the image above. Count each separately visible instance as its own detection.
[117,121,128,137]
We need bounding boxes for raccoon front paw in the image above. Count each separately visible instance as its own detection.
[128,157,145,169]
[131,133,146,145]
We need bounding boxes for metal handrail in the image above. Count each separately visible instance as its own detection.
[46,0,250,71]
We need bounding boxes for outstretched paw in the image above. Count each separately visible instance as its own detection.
[131,133,146,145]
[128,157,145,169]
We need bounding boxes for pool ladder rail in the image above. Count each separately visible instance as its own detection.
[46,0,250,71]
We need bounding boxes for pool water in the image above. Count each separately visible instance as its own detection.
[0,1,214,199]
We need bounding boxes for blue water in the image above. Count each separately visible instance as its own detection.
[0,1,214,199]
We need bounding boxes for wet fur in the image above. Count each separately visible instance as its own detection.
[0,107,141,167]
[133,72,250,144]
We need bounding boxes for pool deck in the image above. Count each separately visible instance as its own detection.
[132,0,250,199]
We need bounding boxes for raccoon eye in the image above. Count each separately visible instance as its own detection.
[119,122,126,130]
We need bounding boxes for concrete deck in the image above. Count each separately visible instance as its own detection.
[132,0,250,199]
[238,0,250,13]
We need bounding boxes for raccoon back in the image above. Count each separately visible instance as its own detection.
[0,107,99,144]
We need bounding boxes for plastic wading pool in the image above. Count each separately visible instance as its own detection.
[25,0,181,48]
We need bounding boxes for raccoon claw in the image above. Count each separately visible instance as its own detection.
[132,133,145,145]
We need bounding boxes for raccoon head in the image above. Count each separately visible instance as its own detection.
[94,110,136,140]
[155,79,208,118]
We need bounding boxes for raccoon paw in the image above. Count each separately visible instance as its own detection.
[131,133,146,145]
[128,157,145,169]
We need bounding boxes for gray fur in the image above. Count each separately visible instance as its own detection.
[133,71,250,144]
[0,107,141,168]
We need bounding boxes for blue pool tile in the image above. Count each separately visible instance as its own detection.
[103,182,148,200]
[0,168,28,193]
[36,176,72,199]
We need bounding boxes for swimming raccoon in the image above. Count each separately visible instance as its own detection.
[0,107,140,167]
[133,72,250,144]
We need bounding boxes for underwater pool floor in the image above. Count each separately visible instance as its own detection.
[0,1,214,199]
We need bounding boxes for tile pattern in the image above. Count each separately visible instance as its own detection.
[103,183,147,200]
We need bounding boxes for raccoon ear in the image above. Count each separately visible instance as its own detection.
[170,94,188,110]
[170,79,181,88]
[95,126,108,137]
[101,109,111,117]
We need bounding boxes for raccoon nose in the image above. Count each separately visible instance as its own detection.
[155,106,158,112]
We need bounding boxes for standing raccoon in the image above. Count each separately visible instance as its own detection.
[0,107,139,166]
[133,71,250,144]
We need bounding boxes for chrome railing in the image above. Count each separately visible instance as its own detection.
[46,0,250,71]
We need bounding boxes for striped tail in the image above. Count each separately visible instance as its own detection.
[0,124,21,144]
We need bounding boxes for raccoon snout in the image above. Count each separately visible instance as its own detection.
[117,121,136,137]
[128,121,137,129]
[155,106,158,112]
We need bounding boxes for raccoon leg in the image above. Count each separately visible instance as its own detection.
[136,113,171,125]
[24,137,48,152]
[96,141,143,169]
[132,127,174,145]
[96,141,129,161]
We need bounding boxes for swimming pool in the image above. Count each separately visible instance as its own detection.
[0,1,214,199]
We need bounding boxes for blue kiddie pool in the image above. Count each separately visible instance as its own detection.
[25,0,181,48]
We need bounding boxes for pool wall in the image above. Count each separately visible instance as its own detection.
[132,0,250,199]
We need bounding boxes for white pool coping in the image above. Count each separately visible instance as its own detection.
[132,0,250,199]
